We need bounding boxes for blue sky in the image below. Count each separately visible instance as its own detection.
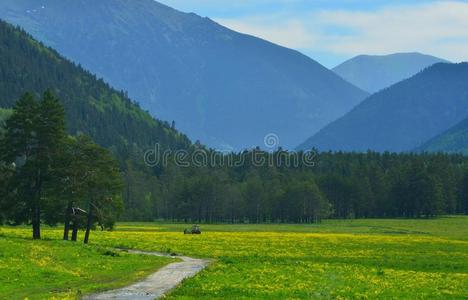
[160,0,468,68]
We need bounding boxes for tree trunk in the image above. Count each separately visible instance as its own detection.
[71,221,78,241]
[32,217,41,239]
[84,204,94,244]
[63,202,73,240]
[230,198,234,224]
[32,174,42,240]
[32,200,41,240]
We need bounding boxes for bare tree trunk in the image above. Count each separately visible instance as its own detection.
[84,204,94,244]
[32,199,41,239]
[71,221,78,241]
[32,175,42,240]
[63,202,72,240]
[32,216,41,239]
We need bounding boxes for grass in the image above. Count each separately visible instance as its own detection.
[0,235,173,299]
[118,216,468,239]
[1,216,467,299]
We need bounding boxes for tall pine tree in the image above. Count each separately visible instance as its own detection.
[2,91,65,239]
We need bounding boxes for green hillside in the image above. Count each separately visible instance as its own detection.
[0,20,192,220]
[419,117,468,154]
[0,20,191,154]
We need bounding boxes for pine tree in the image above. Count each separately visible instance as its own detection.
[45,136,89,240]
[76,136,123,244]
[1,91,65,239]
[2,93,40,236]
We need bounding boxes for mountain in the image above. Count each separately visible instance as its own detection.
[418,117,468,154]
[333,53,449,93]
[0,0,368,150]
[0,19,191,158]
[298,63,468,153]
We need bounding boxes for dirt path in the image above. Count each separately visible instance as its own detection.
[85,249,211,300]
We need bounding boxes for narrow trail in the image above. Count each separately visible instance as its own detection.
[85,249,211,300]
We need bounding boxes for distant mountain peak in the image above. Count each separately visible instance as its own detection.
[298,62,468,153]
[333,52,450,93]
[350,52,434,59]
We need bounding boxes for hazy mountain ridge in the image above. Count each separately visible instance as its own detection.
[0,0,368,150]
[333,52,449,93]
[298,63,468,152]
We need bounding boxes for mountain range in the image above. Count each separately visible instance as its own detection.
[333,53,449,93]
[0,0,368,150]
[2,1,467,155]
[298,63,468,152]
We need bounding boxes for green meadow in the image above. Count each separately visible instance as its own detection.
[0,236,172,299]
[1,216,467,299]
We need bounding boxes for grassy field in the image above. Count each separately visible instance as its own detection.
[0,235,173,299]
[1,216,467,299]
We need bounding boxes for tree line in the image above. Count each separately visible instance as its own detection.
[137,150,468,223]
[0,92,122,242]
[118,142,468,222]
[2,93,468,238]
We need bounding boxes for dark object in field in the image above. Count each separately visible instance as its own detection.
[184,225,201,235]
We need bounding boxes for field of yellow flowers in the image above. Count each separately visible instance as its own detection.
[0,235,172,299]
[1,216,467,299]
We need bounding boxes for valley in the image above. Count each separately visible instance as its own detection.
[0,1,467,299]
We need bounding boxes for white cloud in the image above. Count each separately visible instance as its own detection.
[214,1,468,64]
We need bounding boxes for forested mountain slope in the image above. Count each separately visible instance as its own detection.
[298,63,468,152]
[333,52,449,93]
[0,0,368,150]
[418,117,468,154]
[0,20,192,220]
[0,20,190,155]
